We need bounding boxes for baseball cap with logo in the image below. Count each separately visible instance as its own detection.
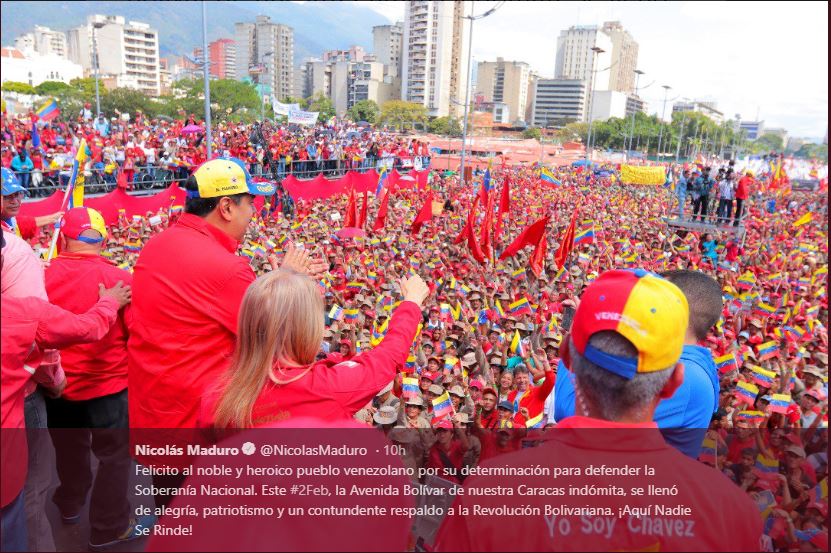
[188,158,275,199]
[570,269,689,380]
[61,207,108,243]
[2,167,27,196]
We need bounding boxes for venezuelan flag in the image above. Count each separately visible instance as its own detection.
[573,226,596,246]
[539,167,561,186]
[512,267,527,280]
[328,304,343,320]
[815,478,828,502]
[736,272,756,290]
[714,353,738,374]
[35,98,60,121]
[756,341,779,361]
[753,302,777,317]
[735,381,759,405]
[755,454,779,473]
[736,410,765,424]
[701,437,717,456]
[402,377,420,397]
[749,364,776,387]
[343,308,360,321]
[768,393,791,414]
[495,300,505,318]
[346,281,363,292]
[509,330,524,356]
[431,392,454,419]
[509,297,532,315]
[792,212,813,227]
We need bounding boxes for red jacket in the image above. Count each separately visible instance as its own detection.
[1,294,119,507]
[2,216,38,241]
[128,213,255,429]
[45,252,133,401]
[200,301,422,427]
[507,369,555,427]
[736,176,752,200]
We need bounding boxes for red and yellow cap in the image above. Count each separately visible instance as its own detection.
[571,269,689,379]
[61,207,108,243]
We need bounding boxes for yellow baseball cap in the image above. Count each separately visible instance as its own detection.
[189,158,275,199]
[61,207,108,243]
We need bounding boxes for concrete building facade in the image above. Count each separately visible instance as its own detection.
[235,15,294,101]
[475,58,530,124]
[401,0,472,118]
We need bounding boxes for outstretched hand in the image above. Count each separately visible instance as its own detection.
[271,243,329,280]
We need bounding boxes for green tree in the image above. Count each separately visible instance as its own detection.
[307,92,335,122]
[428,116,462,136]
[68,78,98,96]
[755,133,784,152]
[522,126,542,140]
[1,81,36,95]
[100,88,152,118]
[34,81,72,96]
[281,96,308,109]
[348,100,380,124]
[378,100,428,130]
[794,143,828,162]
[557,122,589,144]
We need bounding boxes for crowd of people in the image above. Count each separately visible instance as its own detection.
[1,110,431,194]
[1,108,828,552]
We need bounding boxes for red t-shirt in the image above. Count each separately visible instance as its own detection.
[426,440,467,484]
[128,213,255,429]
[45,252,133,401]
[435,416,762,552]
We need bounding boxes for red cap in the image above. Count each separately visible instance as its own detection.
[61,207,107,242]
[433,418,453,430]
[420,370,437,382]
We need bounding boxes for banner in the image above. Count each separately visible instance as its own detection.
[620,165,667,185]
[288,110,319,126]
[273,101,300,116]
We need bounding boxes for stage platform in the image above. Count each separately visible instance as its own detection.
[663,217,747,244]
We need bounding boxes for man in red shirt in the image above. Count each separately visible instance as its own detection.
[435,269,762,552]
[1,231,133,551]
[43,207,141,548]
[734,171,753,226]
[128,159,326,491]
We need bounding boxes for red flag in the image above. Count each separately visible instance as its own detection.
[467,219,486,265]
[343,187,358,228]
[480,194,494,263]
[494,176,511,241]
[529,227,548,278]
[454,196,479,245]
[117,169,129,190]
[372,189,389,233]
[358,191,368,229]
[411,192,433,234]
[553,212,578,269]
[499,217,549,260]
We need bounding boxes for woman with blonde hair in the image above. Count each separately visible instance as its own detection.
[203,270,429,428]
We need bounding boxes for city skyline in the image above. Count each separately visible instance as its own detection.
[3,1,827,139]
[357,0,828,138]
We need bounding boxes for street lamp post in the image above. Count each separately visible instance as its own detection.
[459,3,501,185]
[655,84,671,160]
[201,1,212,158]
[584,46,605,163]
[626,69,644,160]
[674,100,688,162]
[258,51,275,122]
[91,21,105,119]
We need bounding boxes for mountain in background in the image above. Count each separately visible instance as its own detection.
[1,1,393,64]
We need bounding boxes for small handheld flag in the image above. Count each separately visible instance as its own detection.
[735,381,759,405]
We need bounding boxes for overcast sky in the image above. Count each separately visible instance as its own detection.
[356,0,828,139]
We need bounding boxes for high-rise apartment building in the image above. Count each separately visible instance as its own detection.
[554,25,612,122]
[531,78,588,127]
[67,15,160,96]
[14,25,68,58]
[601,21,639,95]
[401,0,471,118]
[235,15,294,102]
[373,22,403,77]
[476,58,531,124]
[194,38,237,80]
